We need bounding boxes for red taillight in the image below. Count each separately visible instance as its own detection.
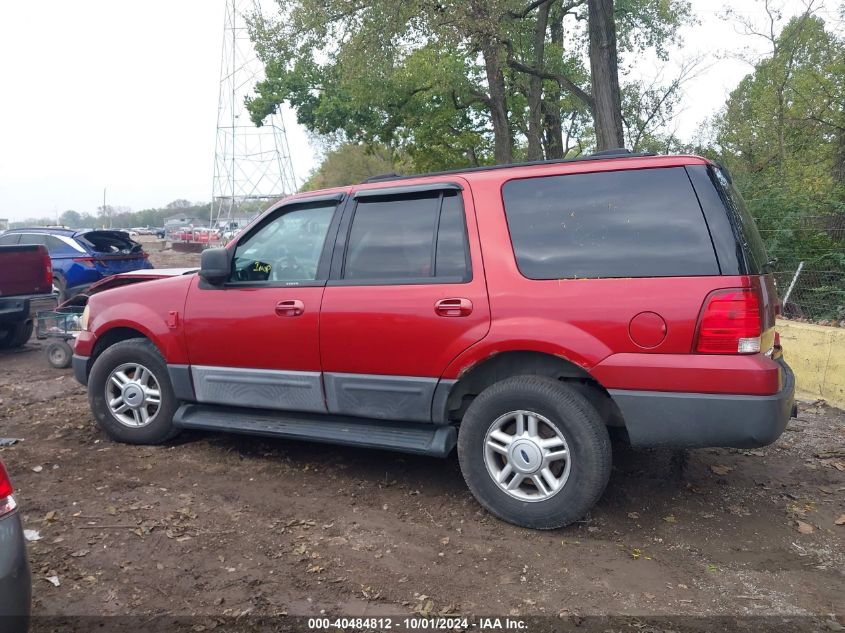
[0,461,13,499]
[0,462,16,517]
[695,288,762,354]
[43,252,53,287]
[73,256,97,268]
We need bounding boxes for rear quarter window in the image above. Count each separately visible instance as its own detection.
[502,167,720,279]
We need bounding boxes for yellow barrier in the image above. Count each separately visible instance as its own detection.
[777,319,845,410]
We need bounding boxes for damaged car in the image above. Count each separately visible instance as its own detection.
[0,228,154,302]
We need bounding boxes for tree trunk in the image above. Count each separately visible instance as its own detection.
[588,0,624,151]
[835,124,845,189]
[527,1,552,161]
[481,41,513,164]
[542,6,565,159]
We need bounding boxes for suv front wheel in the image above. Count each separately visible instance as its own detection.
[457,376,611,529]
[88,338,180,444]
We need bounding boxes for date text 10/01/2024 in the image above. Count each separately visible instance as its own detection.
[307,617,528,630]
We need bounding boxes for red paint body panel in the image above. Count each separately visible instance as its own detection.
[320,178,491,377]
[591,353,781,395]
[182,277,324,371]
[76,274,194,364]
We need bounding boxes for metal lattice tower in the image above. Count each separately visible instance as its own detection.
[211,0,297,227]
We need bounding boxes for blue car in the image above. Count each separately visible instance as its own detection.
[0,228,154,301]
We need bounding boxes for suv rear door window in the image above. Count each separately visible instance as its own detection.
[502,167,719,279]
[343,190,469,282]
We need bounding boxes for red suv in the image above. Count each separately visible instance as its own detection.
[72,151,795,529]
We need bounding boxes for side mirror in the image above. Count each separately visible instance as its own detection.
[199,247,230,286]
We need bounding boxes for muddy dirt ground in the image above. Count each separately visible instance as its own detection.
[1,241,843,628]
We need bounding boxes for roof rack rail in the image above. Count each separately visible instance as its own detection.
[363,172,402,183]
[590,148,633,157]
[357,149,659,185]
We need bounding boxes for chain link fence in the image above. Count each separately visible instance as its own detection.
[774,267,845,324]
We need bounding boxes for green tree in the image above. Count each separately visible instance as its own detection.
[59,210,82,228]
[709,5,845,317]
[247,0,691,170]
[302,143,411,191]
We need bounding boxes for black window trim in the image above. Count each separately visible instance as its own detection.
[500,165,721,281]
[353,182,462,199]
[328,185,473,287]
[215,195,346,290]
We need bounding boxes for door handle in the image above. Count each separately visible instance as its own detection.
[435,298,473,317]
[275,299,305,317]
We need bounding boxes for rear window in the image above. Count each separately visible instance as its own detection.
[77,231,141,255]
[502,167,719,279]
[711,167,770,274]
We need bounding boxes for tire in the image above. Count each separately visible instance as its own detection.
[0,321,34,350]
[457,376,611,530]
[45,340,73,369]
[88,338,180,444]
[53,274,67,305]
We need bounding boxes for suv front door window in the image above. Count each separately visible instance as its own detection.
[231,204,335,284]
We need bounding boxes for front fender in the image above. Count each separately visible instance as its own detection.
[86,275,193,364]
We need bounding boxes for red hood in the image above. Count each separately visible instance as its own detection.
[61,268,198,307]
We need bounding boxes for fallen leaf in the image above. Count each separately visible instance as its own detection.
[710,465,733,476]
[44,511,57,523]
[627,512,640,519]
[439,537,450,545]
[795,520,814,534]
[834,515,845,526]
[815,448,845,459]
[663,515,676,524]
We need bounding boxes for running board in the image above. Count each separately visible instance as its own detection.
[173,403,457,458]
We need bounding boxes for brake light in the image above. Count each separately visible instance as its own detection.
[0,462,16,517]
[42,251,53,287]
[695,288,762,354]
[73,256,97,268]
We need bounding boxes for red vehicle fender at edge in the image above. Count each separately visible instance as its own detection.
[83,274,194,365]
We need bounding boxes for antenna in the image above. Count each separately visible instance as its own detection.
[211,0,298,230]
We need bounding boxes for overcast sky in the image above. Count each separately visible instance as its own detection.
[0,0,837,221]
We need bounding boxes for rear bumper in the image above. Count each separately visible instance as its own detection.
[610,359,795,449]
[0,511,32,628]
[0,293,57,324]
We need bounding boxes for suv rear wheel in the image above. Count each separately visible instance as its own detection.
[457,376,611,529]
[88,339,180,444]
